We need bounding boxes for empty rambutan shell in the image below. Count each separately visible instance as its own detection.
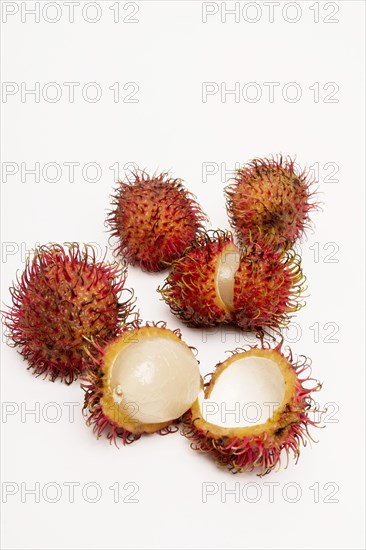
[182,341,321,474]
[159,231,305,330]
[107,170,207,272]
[82,322,202,444]
[225,155,317,250]
[159,230,240,327]
[2,243,134,384]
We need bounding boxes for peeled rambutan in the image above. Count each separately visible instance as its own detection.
[225,155,317,249]
[82,321,201,444]
[3,243,134,384]
[233,244,306,331]
[182,340,321,474]
[159,231,240,327]
[107,170,207,272]
[159,231,305,330]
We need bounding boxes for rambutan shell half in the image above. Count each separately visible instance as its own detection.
[182,342,321,474]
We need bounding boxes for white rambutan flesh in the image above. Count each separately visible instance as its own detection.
[109,335,201,423]
[200,356,285,428]
[216,246,240,311]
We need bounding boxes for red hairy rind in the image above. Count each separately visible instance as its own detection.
[82,320,188,444]
[2,243,134,384]
[107,170,208,272]
[233,244,306,330]
[225,155,318,250]
[159,230,235,327]
[181,341,322,475]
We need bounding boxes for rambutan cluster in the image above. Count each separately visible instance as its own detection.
[160,156,315,332]
[3,158,322,475]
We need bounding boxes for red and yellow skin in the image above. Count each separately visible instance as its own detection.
[3,243,133,384]
[107,171,207,272]
[225,155,317,250]
[159,231,238,327]
[160,231,305,331]
[182,341,321,475]
[233,244,306,330]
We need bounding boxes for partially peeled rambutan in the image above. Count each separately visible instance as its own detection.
[107,170,207,272]
[159,231,305,330]
[159,231,240,327]
[182,341,321,474]
[82,321,201,444]
[225,155,317,250]
[3,243,133,384]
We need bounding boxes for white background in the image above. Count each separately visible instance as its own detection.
[1,1,365,549]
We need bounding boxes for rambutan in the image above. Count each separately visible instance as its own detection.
[82,321,201,444]
[225,155,317,249]
[159,231,240,327]
[3,243,133,384]
[107,170,207,272]
[159,231,305,330]
[182,340,321,474]
[233,244,306,331]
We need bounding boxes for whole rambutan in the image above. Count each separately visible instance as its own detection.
[82,321,201,444]
[3,243,134,384]
[107,170,207,272]
[159,231,240,327]
[159,231,305,330]
[233,244,306,331]
[225,155,317,249]
[181,340,321,474]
